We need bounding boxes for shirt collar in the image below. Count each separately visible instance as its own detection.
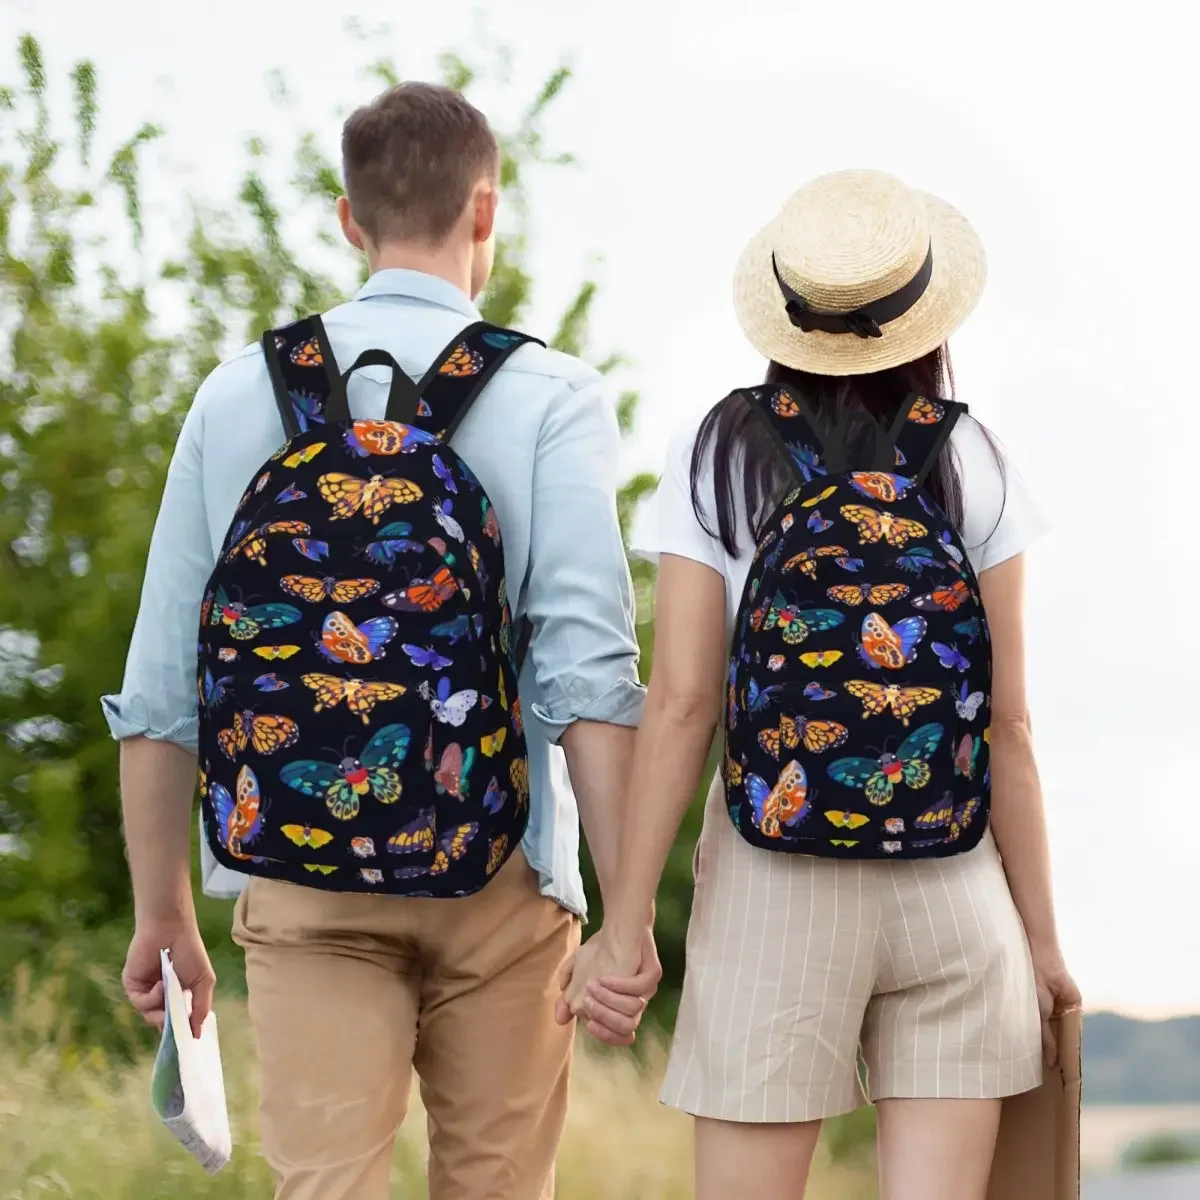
[353,268,481,319]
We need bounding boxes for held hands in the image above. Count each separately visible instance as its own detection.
[555,926,661,1047]
[122,920,215,1040]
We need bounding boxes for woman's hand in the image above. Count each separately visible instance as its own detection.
[556,926,660,1046]
[1031,945,1081,1066]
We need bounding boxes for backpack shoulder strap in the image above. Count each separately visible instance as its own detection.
[404,322,544,441]
[887,394,968,485]
[262,315,349,438]
[739,383,837,483]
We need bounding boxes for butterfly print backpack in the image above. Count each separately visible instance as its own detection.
[724,385,992,860]
[196,317,539,897]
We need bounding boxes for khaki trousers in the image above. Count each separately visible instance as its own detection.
[232,850,580,1200]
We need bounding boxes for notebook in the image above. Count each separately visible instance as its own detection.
[149,948,233,1174]
[987,1007,1082,1200]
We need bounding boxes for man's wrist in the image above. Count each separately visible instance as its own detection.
[133,888,196,931]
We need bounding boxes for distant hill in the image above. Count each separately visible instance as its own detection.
[1085,1013,1200,1104]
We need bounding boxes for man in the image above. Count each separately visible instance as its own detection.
[105,81,659,1200]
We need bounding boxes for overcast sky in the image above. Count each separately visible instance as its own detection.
[4,0,1197,1016]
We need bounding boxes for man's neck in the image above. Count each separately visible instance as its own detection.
[367,241,473,299]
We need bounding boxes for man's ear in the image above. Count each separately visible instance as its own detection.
[337,195,366,252]
[473,180,498,245]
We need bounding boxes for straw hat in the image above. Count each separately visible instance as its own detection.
[732,169,986,376]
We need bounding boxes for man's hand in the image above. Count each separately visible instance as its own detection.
[123,920,215,1040]
[555,925,661,1046]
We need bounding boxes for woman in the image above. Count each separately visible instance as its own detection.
[562,170,1080,1200]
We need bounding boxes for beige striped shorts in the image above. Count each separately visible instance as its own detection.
[661,775,1043,1123]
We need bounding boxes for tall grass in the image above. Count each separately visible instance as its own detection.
[0,965,876,1198]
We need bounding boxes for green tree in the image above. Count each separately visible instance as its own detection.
[0,32,676,1045]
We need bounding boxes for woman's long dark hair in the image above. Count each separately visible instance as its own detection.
[690,344,1005,556]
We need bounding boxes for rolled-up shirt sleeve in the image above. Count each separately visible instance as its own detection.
[523,374,645,738]
[100,396,215,750]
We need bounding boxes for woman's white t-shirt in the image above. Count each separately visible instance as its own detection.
[633,410,1047,633]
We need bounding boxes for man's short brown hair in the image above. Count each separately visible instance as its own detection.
[341,82,499,246]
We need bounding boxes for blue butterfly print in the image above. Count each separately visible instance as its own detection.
[228,518,251,545]
[786,442,827,483]
[317,613,399,665]
[482,330,524,350]
[289,389,325,433]
[932,641,971,672]
[804,682,837,701]
[894,546,944,576]
[938,529,965,566]
[253,673,289,692]
[430,613,485,644]
[402,643,453,671]
[955,680,985,721]
[918,492,940,518]
[293,538,330,563]
[835,555,865,573]
[201,668,233,708]
[953,616,983,643]
[275,484,306,504]
[807,509,833,533]
[363,522,424,566]
[483,776,508,813]
[745,677,785,714]
[210,769,267,860]
[432,454,458,495]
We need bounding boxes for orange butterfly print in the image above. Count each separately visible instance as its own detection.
[280,575,380,605]
[844,680,942,725]
[839,505,927,547]
[228,521,312,567]
[345,420,428,457]
[509,757,530,808]
[907,396,945,424]
[745,760,809,838]
[319,611,398,666]
[482,503,501,546]
[724,752,743,788]
[382,566,459,614]
[290,337,323,368]
[783,544,850,578]
[771,389,801,417]
[217,711,300,760]
[301,674,406,723]
[848,472,917,503]
[912,578,970,612]
[211,764,265,859]
[827,582,910,607]
[440,344,484,377]
[757,713,849,758]
[858,611,927,671]
[318,473,423,524]
[487,835,508,877]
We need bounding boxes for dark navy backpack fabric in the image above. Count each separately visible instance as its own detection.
[724,385,992,860]
[197,317,539,897]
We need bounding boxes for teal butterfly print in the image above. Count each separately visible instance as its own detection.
[827,722,944,806]
[279,723,412,821]
[210,586,302,641]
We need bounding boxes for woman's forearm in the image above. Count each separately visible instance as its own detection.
[987,717,1061,954]
[605,690,718,946]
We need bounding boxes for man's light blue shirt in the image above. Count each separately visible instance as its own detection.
[101,269,644,917]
